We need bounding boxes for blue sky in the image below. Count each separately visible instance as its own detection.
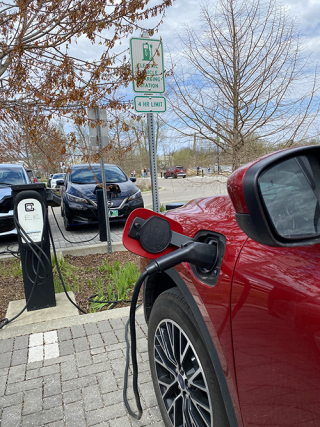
[70,0,320,97]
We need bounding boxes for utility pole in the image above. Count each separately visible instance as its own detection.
[193,133,197,169]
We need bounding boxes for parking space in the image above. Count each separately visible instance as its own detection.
[0,207,125,255]
[0,176,228,256]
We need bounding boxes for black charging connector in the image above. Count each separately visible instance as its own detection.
[123,240,218,420]
[145,241,217,275]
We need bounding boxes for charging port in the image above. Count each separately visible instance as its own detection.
[190,231,226,286]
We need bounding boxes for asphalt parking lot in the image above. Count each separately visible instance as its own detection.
[0,207,124,255]
[0,175,228,256]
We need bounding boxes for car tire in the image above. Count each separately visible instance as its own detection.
[63,214,74,231]
[148,288,229,427]
[164,174,168,179]
[183,175,186,178]
[173,174,177,179]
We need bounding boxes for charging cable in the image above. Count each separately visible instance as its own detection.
[50,207,99,244]
[123,241,218,420]
[48,224,87,314]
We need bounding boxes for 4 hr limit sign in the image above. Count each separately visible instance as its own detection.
[134,96,166,113]
[130,37,165,94]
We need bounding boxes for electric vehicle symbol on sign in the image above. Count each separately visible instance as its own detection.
[123,145,320,427]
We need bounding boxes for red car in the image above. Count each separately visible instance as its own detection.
[124,145,320,427]
[164,165,186,179]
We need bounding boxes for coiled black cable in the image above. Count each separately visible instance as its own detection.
[48,223,87,314]
[50,206,99,244]
[123,270,148,420]
[0,243,20,259]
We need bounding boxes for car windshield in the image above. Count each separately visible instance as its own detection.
[0,168,27,186]
[53,174,65,179]
[71,166,127,184]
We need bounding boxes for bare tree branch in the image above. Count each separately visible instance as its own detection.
[165,0,319,170]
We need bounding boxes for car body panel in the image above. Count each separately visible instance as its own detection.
[164,195,248,426]
[161,195,320,426]
[232,238,320,427]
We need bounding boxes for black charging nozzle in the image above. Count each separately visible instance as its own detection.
[124,215,218,420]
[145,240,217,275]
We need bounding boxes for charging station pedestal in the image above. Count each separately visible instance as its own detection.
[12,183,56,311]
[96,189,107,241]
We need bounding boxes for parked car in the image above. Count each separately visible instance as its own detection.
[0,164,31,236]
[164,165,186,179]
[50,173,65,189]
[60,163,144,230]
[124,145,320,427]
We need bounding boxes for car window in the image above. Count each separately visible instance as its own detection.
[0,168,27,185]
[259,156,320,238]
[71,166,127,184]
[53,174,65,179]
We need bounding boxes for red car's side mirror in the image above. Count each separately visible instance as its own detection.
[227,145,320,247]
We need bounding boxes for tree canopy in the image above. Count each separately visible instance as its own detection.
[0,0,172,118]
[165,0,319,170]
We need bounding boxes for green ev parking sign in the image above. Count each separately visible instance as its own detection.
[130,37,165,94]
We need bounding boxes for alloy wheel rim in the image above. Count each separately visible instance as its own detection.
[153,319,213,427]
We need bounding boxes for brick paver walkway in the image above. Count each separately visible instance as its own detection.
[0,313,164,427]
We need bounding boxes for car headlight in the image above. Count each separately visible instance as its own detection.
[66,193,88,204]
[128,189,141,201]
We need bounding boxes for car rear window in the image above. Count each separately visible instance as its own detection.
[53,174,65,179]
[0,168,27,185]
[71,165,127,184]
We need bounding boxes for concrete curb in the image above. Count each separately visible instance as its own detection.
[58,241,126,257]
[0,304,143,340]
[0,241,127,261]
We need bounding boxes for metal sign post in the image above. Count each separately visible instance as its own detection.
[147,112,160,212]
[95,108,112,253]
[130,33,165,213]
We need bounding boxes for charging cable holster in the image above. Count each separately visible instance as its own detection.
[12,183,56,311]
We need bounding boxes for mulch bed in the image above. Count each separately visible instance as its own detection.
[0,251,141,322]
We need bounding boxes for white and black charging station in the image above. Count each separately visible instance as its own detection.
[12,183,56,311]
